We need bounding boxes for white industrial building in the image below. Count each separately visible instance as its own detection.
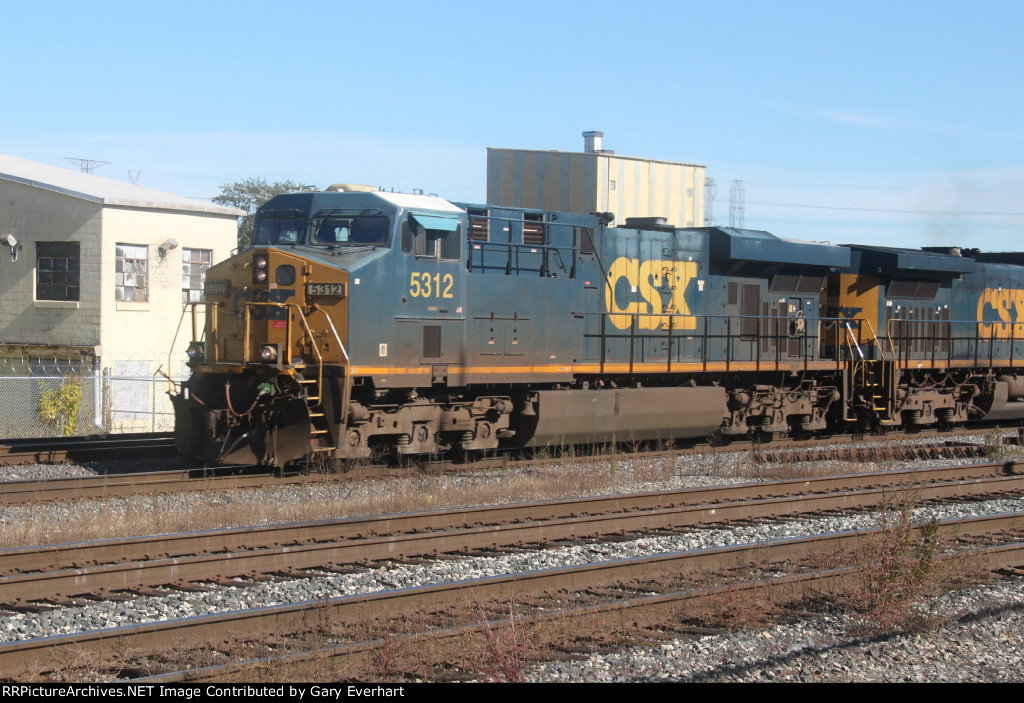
[0,154,243,435]
[487,131,706,228]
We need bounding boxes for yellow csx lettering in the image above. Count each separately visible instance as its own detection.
[977,287,1024,339]
[605,257,697,331]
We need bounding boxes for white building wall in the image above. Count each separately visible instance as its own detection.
[98,206,237,374]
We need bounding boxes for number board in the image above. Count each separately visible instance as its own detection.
[307,282,346,297]
[204,280,229,296]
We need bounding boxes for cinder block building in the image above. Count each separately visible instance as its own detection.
[0,153,243,434]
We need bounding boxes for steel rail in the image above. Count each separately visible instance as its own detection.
[1,512,1022,675]
[0,433,177,467]
[141,541,1024,682]
[1,426,1015,504]
[0,466,306,504]
[4,470,1024,605]
[2,460,1021,578]
[2,460,1021,574]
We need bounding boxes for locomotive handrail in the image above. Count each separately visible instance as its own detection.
[310,303,353,427]
[241,301,326,413]
[858,318,891,361]
[577,310,921,375]
[579,310,847,372]
[843,322,864,360]
[165,301,219,392]
[883,317,1020,368]
[468,240,577,277]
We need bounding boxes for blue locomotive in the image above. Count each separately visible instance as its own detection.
[170,186,1024,466]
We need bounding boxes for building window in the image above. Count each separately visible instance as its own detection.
[115,244,148,302]
[36,242,80,301]
[182,248,213,303]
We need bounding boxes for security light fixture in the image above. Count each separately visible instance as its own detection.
[158,238,179,261]
[1,234,21,262]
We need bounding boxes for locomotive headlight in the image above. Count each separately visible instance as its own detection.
[186,341,205,362]
[259,344,279,362]
[253,255,269,284]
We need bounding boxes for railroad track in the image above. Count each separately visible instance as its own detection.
[1,460,1022,601]
[0,433,178,466]
[140,514,1024,683]
[2,428,1016,505]
[2,460,1024,677]
[2,510,1022,680]
[0,465,309,504]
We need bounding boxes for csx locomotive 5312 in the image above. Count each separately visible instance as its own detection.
[170,186,1024,467]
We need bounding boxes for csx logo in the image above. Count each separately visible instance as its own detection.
[233,288,295,320]
[605,257,697,330]
[977,287,1024,339]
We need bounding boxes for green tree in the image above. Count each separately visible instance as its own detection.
[212,178,301,248]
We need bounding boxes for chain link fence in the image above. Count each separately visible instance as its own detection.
[0,356,187,439]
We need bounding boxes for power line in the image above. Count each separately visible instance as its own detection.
[747,200,1024,217]
[741,179,1024,192]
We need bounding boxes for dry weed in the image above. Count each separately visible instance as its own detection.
[465,600,536,683]
[678,581,781,631]
[840,487,961,635]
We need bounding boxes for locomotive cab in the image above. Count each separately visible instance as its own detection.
[171,189,468,465]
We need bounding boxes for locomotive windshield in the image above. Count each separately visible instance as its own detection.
[254,216,306,246]
[312,215,390,246]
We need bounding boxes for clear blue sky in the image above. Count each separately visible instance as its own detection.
[3,0,1023,249]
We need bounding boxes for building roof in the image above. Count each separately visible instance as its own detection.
[0,153,245,217]
[487,146,705,169]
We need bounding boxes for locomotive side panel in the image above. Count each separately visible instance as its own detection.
[461,206,585,385]
[952,261,1024,421]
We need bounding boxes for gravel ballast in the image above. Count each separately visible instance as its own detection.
[1,435,1023,682]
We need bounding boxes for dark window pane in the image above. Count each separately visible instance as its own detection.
[36,241,80,301]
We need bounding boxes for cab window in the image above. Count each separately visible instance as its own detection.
[402,213,462,261]
[253,217,305,245]
[312,216,390,246]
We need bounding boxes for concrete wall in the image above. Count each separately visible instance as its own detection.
[0,181,102,347]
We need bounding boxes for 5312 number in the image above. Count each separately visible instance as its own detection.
[409,272,454,299]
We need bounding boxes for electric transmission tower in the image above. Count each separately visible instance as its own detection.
[704,177,717,226]
[729,180,745,228]
[128,170,141,185]
[65,158,109,174]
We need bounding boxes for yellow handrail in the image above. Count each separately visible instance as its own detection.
[310,303,353,427]
[240,301,349,425]
[165,301,219,393]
